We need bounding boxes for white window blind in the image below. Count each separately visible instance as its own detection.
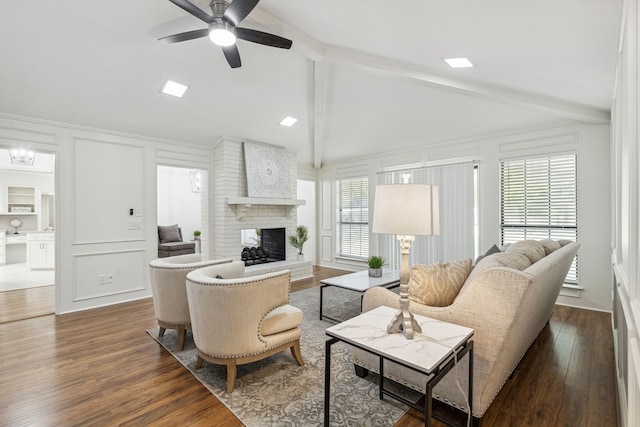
[500,153,578,284]
[336,177,369,259]
[378,162,476,268]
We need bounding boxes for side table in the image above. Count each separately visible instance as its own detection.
[324,306,474,427]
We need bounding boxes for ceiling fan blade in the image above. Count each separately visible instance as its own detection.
[222,44,242,68]
[223,0,260,26]
[236,28,292,49]
[169,0,214,23]
[159,28,209,43]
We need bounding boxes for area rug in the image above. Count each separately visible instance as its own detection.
[147,285,419,426]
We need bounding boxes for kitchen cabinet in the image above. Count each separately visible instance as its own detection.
[27,232,54,270]
[0,230,5,265]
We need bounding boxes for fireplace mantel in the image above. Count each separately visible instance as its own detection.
[226,197,306,220]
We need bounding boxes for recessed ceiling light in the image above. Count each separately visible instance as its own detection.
[279,116,298,127]
[444,57,474,68]
[161,80,188,98]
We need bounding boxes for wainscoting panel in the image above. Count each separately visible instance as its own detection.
[72,249,146,301]
[321,235,333,262]
[73,138,145,243]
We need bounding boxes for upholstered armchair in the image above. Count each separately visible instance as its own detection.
[186,260,304,393]
[149,254,232,350]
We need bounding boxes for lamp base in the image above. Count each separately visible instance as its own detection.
[387,305,422,339]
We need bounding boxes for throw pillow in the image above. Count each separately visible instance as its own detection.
[474,243,502,265]
[408,259,472,307]
[504,240,546,264]
[158,224,182,244]
[539,239,561,255]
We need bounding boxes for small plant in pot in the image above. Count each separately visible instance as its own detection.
[368,255,384,277]
[193,230,201,240]
[288,225,309,260]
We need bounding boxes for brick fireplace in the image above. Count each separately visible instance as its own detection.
[211,138,312,280]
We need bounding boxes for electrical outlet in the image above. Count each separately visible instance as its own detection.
[128,221,142,230]
[134,208,142,217]
[98,274,107,285]
[106,273,114,283]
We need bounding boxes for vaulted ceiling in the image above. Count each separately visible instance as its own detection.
[0,1,622,167]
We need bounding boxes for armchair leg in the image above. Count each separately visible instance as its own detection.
[226,360,237,393]
[158,327,166,337]
[290,340,304,366]
[177,326,186,351]
[196,355,204,369]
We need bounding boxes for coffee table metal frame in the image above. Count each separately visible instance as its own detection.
[324,306,474,427]
[319,269,400,323]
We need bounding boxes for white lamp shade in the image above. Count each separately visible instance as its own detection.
[372,184,440,236]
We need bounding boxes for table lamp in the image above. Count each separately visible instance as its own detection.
[372,180,440,339]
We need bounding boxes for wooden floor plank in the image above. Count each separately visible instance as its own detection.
[0,285,54,323]
[0,268,619,427]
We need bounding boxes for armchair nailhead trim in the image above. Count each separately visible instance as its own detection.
[199,336,300,359]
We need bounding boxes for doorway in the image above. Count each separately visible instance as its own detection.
[0,149,55,322]
[157,165,208,258]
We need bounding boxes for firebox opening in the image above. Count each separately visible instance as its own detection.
[240,227,286,266]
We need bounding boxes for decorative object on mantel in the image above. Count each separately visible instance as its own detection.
[372,175,440,339]
[288,225,309,260]
[243,142,291,199]
[367,255,384,277]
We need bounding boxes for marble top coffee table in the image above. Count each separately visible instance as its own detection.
[324,306,474,427]
[319,269,400,322]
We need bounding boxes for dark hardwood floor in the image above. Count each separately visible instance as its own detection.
[0,284,54,323]
[0,266,619,426]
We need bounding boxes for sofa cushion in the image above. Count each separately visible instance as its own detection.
[464,251,531,289]
[158,224,182,243]
[539,239,561,255]
[408,259,472,307]
[504,240,546,264]
[158,241,194,251]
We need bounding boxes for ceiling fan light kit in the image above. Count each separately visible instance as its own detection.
[161,0,293,68]
[209,21,236,46]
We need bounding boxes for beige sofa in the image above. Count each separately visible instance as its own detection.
[353,239,580,424]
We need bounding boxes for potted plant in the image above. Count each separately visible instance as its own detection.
[368,255,384,277]
[288,225,309,260]
[193,230,201,240]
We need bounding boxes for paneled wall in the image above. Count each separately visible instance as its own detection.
[0,113,211,314]
[611,1,640,425]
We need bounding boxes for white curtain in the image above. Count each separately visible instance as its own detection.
[377,162,475,269]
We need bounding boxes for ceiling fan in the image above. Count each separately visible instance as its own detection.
[160,0,292,69]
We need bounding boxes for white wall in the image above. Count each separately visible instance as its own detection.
[318,123,612,312]
[611,1,640,425]
[157,166,203,242]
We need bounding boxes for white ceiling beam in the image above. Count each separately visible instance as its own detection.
[313,61,326,169]
[252,7,610,125]
[323,46,610,124]
[248,8,325,61]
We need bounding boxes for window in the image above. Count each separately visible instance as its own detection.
[500,153,578,284]
[336,177,369,259]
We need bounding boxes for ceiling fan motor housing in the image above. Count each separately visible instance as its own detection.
[210,0,229,20]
